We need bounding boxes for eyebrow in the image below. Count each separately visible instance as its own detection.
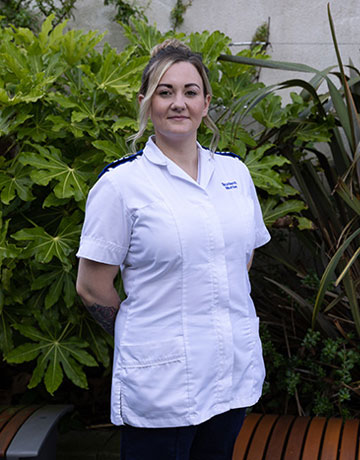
[157,83,201,89]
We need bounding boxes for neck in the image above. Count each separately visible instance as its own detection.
[154,134,199,181]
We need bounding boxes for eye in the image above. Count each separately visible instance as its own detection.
[186,90,198,96]
[157,89,172,97]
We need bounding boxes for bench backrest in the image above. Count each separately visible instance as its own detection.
[233,413,359,459]
[0,406,40,458]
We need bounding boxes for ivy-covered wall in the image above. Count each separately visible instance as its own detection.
[66,0,360,99]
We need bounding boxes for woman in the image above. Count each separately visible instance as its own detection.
[76,39,270,460]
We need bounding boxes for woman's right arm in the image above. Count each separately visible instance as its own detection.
[76,257,120,336]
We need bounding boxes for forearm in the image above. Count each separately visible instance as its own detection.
[247,251,254,271]
[76,258,120,336]
[80,287,120,336]
[85,302,119,336]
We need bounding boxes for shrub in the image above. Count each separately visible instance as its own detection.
[0,16,299,398]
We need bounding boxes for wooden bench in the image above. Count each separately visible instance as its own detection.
[0,405,73,459]
[232,413,360,460]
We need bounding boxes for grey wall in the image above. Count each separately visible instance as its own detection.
[67,0,360,98]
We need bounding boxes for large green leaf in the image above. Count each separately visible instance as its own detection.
[112,116,138,132]
[0,162,34,205]
[12,216,81,265]
[335,247,360,286]
[218,54,322,74]
[61,29,105,66]
[335,178,360,215]
[95,48,147,99]
[6,322,98,395]
[60,355,87,389]
[261,198,306,226]
[19,145,89,202]
[244,144,292,195]
[251,94,288,129]
[188,30,231,69]
[264,277,336,337]
[31,263,76,308]
[342,272,360,337]
[92,138,130,162]
[0,311,13,355]
[80,317,111,368]
[0,107,32,136]
[0,214,19,267]
[327,4,360,153]
[312,228,360,329]
[326,77,353,148]
[121,18,169,55]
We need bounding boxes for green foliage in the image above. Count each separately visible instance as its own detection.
[0,15,146,394]
[231,6,360,418]
[0,0,77,31]
[7,321,97,395]
[0,16,297,397]
[104,0,147,24]
[220,6,360,340]
[250,21,269,49]
[260,325,360,417]
[170,0,192,30]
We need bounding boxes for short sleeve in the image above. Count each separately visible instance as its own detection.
[243,163,271,249]
[76,174,132,266]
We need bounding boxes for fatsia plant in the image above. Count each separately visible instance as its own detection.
[0,16,301,397]
[0,16,149,394]
[218,4,360,337]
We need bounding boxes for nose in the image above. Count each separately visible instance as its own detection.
[170,93,186,111]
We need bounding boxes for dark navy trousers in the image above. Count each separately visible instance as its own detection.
[120,408,246,460]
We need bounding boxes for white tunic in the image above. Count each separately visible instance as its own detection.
[77,137,271,427]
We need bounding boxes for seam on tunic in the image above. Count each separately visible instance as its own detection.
[205,207,223,407]
[123,357,184,369]
[98,150,144,178]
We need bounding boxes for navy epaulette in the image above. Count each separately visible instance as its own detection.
[98,150,143,178]
[214,151,243,161]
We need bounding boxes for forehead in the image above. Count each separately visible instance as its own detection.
[158,61,203,86]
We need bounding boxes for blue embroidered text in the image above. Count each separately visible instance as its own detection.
[221,181,238,190]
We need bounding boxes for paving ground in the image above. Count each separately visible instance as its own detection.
[56,428,121,460]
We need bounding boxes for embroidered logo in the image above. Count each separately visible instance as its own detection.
[221,181,238,190]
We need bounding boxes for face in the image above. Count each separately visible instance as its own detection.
[144,61,211,143]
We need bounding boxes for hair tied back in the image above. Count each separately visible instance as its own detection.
[150,39,191,58]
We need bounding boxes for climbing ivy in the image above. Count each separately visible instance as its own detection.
[103,0,147,24]
[170,0,193,29]
[0,0,192,31]
[0,0,77,31]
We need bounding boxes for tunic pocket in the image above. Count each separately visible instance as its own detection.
[119,337,188,423]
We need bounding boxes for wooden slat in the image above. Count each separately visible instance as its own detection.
[302,417,327,460]
[338,419,359,460]
[234,414,360,460]
[0,406,39,457]
[320,418,342,459]
[0,407,22,432]
[265,415,295,460]
[246,414,279,459]
[232,413,263,460]
[283,416,311,460]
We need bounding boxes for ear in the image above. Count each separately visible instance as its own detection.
[202,94,211,117]
[138,94,145,105]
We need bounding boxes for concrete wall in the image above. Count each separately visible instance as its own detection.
[68,0,360,99]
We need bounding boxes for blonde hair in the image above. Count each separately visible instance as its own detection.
[128,39,219,152]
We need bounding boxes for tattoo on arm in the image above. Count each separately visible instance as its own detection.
[86,304,119,336]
